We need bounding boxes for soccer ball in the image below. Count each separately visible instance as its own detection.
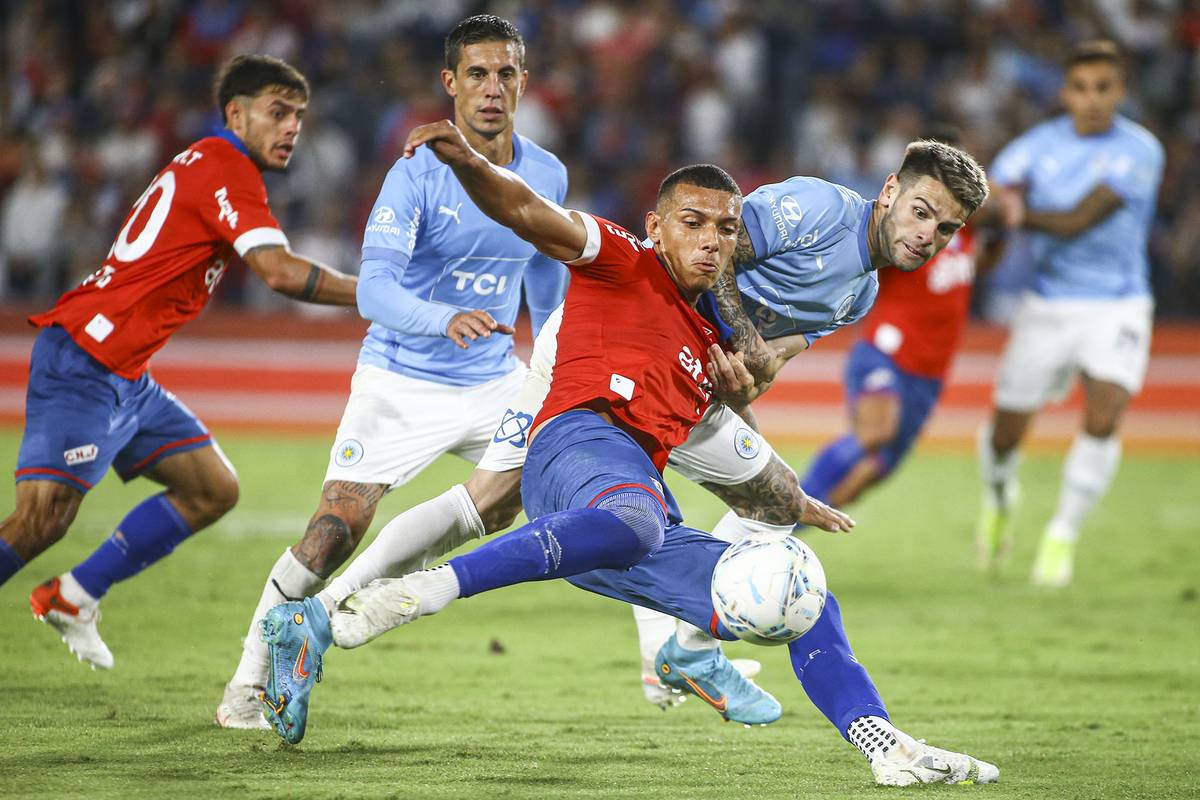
[710,533,827,646]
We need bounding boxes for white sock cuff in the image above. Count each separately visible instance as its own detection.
[448,484,486,539]
[407,564,461,616]
[60,571,98,607]
[675,620,719,651]
[1064,433,1121,492]
[273,548,325,601]
[711,510,793,543]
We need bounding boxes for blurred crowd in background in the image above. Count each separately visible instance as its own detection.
[1,0,1197,319]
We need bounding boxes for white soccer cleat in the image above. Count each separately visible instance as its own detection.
[214,681,271,730]
[872,730,999,786]
[30,577,114,670]
[330,578,420,649]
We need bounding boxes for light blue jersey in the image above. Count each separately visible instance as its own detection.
[991,114,1163,299]
[356,134,569,386]
[738,177,878,346]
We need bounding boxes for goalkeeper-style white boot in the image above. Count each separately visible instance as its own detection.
[871,729,1000,786]
[330,577,421,649]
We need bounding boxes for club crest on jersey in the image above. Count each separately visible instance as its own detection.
[334,439,364,467]
[833,294,857,322]
[63,444,99,466]
[493,409,534,448]
[733,427,759,460]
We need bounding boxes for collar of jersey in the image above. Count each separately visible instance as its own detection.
[856,199,876,273]
[216,128,253,160]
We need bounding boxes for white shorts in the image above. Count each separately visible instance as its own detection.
[994,292,1154,411]
[324,363,528,488]
[474,306,776,485]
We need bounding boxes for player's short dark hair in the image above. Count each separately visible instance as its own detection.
[214,54,309,123]
[445,15,525,72]
[657,164,743,209]
[897,140,988,216]
[1066,39,1124,73]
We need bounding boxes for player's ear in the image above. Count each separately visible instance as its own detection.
[645,210,662,245]
[441,69,456,97]
[879,173,899,208]
[518,69,528,98]
[224,98,246,135]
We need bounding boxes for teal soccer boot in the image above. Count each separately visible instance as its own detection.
[260,597,332,744]
[654,634,782,725]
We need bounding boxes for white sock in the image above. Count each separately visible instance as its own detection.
[1047,433,1121,543]
[711,509,795,543]
[675,619,719,651]
[231,549,324,688]
[404,563,461,616]
[319,484,484,611]
[59,571,98,608]
[632,605,677,669]
[847,715,902,763]
[977,423,1020,507]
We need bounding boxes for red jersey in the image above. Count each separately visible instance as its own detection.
[859,226,977,380]
[534,215,722,472]
[29,133,287,379]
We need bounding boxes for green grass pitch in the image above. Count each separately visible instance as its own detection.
[1,429,1197,799]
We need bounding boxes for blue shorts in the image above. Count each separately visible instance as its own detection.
[521,410,734,637]
[844,341,942,474]
[15,326,212,492]
[521,410,683,524]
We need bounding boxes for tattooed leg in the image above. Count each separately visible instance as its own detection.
[291,480,387,578]
[702,454,805,525]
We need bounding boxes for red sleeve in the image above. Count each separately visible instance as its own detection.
[563,213,645,281]
[201,150,288,256]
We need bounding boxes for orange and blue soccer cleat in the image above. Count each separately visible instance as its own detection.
[260,597,332,744]
[654,634,781,725]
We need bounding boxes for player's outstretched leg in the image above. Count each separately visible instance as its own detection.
[654,630,781,725]
[260,597,333,744]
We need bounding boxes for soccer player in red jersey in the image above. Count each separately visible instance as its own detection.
[1,55,358,669]
[801,224,983,507]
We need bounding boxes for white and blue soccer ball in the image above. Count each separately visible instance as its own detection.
[710,533,827,646]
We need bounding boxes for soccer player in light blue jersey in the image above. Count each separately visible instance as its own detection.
[216,15,570,728]
[975,40,1164,587]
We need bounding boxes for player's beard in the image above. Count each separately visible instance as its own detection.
[878,210,922,272]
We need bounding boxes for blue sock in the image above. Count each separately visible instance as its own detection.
[0,539,25,586]
[71,494,193,599]
[788,591,888,738]
[802,434,868,504]
[450,507,642,597]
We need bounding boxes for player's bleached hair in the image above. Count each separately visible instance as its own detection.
[897,140,989,216]
[214,55,309,123]
[657,164,743,209]
[445,14,525,72]
[1066,39,1124,73]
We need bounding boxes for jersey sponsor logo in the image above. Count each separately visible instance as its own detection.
[676,347,713,401]
[214,187,239,230]
[779,195,804,227]
[450,269,510,296]
[84,313,115,342]
[364,205,410,240]
[604,223,643,252]
[833,293,856,323]
[80,265,116,289]
[438,203,463,224]
[205,258,228,294]
[63,444,99,466]
[733,427,760,460]
[492,409,534,448]
[926,250,974,294]
[333,439,364,468]
[432,256,526,309]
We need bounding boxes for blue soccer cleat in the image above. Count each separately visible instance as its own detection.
[259,597,332,744]
[654,634,782,725]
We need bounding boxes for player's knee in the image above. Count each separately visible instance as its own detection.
[182,470,240,526]
[594,492,666,560]
[856,424,895,451]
